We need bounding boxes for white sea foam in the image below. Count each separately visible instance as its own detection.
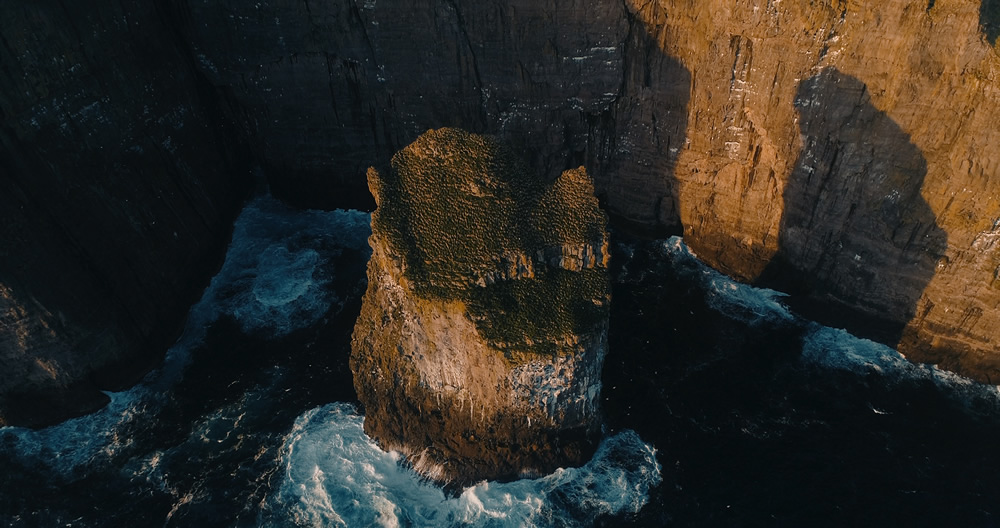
[0,195,372,477]
[207,194,371,337]
[802,325,913,376]
[229,244,330,336]
[1,387,150,477]
[265,403,662,527]
[662,236,1000,411]
[802,324,1000,409]
[662,236,794,324]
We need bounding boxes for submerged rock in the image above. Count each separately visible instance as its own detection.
[351,128,610,485]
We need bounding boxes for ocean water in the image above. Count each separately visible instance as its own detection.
[2,197,998,527]
[605,238,1000,526]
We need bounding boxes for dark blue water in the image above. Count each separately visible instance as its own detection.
[605,239,1000,527]
[1,196,997,526]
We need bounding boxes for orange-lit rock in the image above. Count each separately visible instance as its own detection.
[351,129,610,484]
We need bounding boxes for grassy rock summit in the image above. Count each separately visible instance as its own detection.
[351,128,610,484]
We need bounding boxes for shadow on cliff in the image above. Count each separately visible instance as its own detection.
[596,1,691,238]
[982,0,1000,45]
[758,69,947,346]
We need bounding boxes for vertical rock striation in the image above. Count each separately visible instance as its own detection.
[351,128,610,485]
[177,0,638,211]
[625,0,1000,381]
[757,68,947,346]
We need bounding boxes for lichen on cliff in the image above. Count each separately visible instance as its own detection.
[368,127,609,351]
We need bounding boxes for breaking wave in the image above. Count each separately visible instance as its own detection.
[661,237,793,324]
[5,195,998,526]
[660,236,1000,411]
[265,403,662,528]
[1,196,663,526]
[803,324,1000,411]
[0,195,371,478]
[209,194,371,337]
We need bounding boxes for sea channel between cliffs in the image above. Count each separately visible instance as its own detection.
[1,191,999,526]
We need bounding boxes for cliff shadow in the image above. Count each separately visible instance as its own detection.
[593,0,690,238]
[982,0,1000,46]
[757,69,947,346]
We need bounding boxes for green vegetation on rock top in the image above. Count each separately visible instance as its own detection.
[370,128,609,349]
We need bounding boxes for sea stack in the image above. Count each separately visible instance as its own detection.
[350,128,610,485]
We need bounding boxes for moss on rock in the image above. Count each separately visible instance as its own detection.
[369,127,609,350]
[353,128,610,484]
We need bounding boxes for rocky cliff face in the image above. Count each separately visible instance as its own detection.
[626,0,1000,381]
[178,0,1000,382]
[5,0,1000,426]
[351,128,609,484]
[0,1,251,426]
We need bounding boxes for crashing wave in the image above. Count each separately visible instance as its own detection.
[265,403,662,528]
[662,236,794,325]
[0,195,372,477]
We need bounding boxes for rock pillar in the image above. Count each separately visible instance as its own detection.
[351,128,610,484]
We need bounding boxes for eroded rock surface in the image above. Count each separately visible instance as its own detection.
[624,0,1000,381]
[351,128,609,484]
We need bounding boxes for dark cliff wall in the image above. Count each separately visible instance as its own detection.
[0,1,252,426]
[176,0,684,228]
[3,0,1000,426]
